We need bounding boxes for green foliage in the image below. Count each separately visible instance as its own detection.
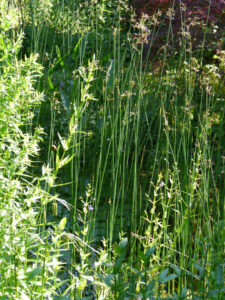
[1,0,224,299]
[0,2,71,298]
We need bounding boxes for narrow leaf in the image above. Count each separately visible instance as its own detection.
[72,37,82,60]
[56,45,64,68]
[58,154,76,169]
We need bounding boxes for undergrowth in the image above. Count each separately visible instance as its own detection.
[0,0,224,299]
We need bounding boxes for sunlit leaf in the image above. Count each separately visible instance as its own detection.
[59,217,67,231]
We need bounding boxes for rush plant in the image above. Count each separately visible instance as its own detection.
[1,0,224,299]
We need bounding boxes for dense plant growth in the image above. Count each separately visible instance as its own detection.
[0,0,224,298]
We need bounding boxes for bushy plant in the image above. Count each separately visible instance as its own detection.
[0,2,72,298]
[2,0,224,298]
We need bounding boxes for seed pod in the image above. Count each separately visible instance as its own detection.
[52,202,58,216]
[51,144,57,151]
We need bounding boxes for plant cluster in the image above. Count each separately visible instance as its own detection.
[131,0,225,21]
[131,0,225,60]
[1,0,224,299]
[0,2,73,298]
[132,0,225,21]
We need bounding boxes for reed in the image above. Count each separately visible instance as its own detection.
[1,0,224,298]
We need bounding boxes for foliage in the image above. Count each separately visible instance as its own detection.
[1,0,224,299]
[0,2,71,298]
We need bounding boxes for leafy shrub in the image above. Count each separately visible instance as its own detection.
[2,1,224,298]
[0,2,70,298]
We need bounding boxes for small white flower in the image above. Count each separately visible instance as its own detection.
[159,181,165,188]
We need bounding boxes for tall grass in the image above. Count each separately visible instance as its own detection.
[1,0,224,298]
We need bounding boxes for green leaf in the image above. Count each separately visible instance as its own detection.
[99,274,114,287]
[172,266,181,276]
[56,45,64,68]
[58,132,67,151]
[119,238,128,249]
[59,217,67,231]
[158,269,177,284]
[69,113,78,134]
[48,75,54,90]
[58,154,76,169]
[145,245,156,259]
[25,267,42,280]
[163,273,177,283]
[72,37,82,60]
[158,268,169,282]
